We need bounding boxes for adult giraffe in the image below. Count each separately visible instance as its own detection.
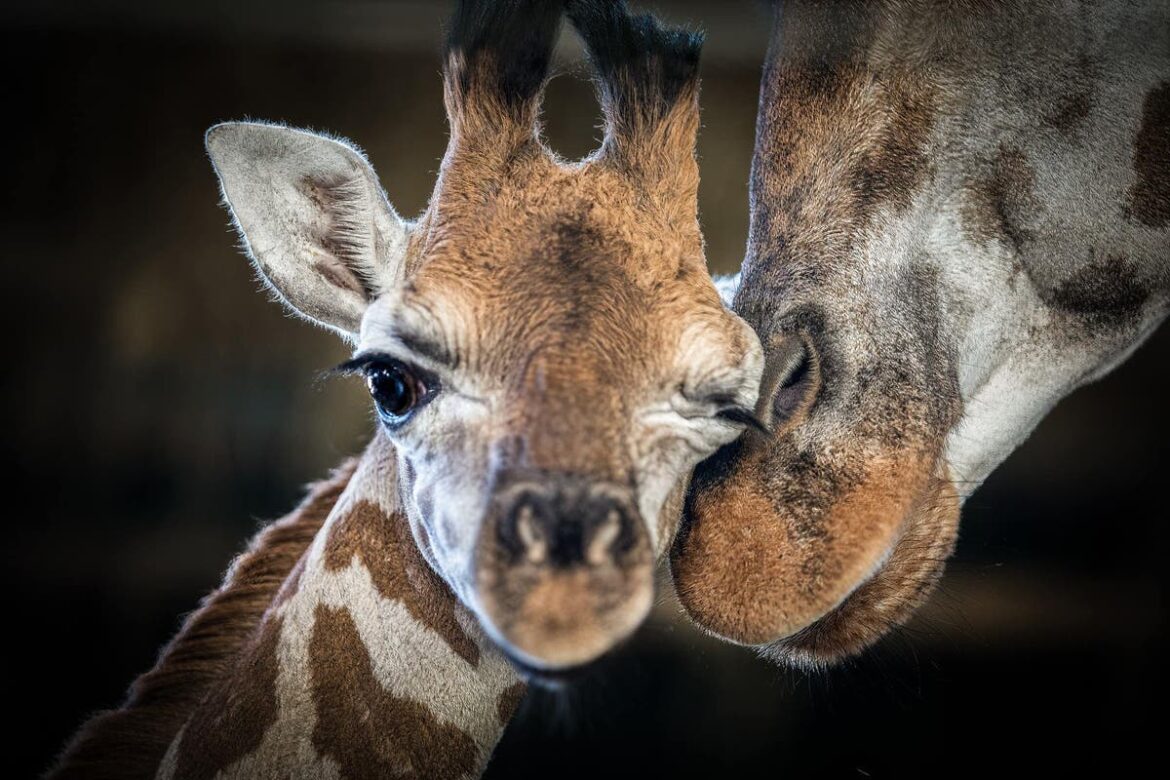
[52,0,759,776]
[673,0,1169,667]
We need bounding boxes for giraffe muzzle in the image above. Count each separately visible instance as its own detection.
[473,473,654,671]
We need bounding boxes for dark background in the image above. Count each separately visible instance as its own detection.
[3,1,1165,778]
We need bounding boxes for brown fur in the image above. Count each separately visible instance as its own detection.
[674,449,937,647]
[308,604,480,780]
[48,461,356,780]
[169,616,285,780]
[766,472,961,668]
[1128,80,1170,228]
[1046,253,1150,325]
[496,682,526,724]
[324,499,481,666]
[962,143,1040,253]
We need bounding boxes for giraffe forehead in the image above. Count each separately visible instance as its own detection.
[397,212,717,384]
[423,153,703,275]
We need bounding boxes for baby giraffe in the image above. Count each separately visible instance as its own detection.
[51,0,760,776]
[54,443,522,779]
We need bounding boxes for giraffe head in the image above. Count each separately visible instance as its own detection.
[669,0,1166,667]
[205,0,761,675]
[669,2,965,668]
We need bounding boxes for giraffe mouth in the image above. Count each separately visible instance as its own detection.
[672,437,961,665]
[760,473,961,667]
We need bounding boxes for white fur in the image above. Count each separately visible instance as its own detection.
[206,122,410,339]
[156,449,516,780]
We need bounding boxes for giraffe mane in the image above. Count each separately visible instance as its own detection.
[47,460,358,780]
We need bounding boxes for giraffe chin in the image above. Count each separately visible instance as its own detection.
[672,447,960,667]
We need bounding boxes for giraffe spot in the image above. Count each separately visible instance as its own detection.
[1044,253,1149,325]
[310,604,480,779]
[1045,90,1094,134]
[962,143,1039,252]
[496,682,527,725]
[324,500,481,666]
[1127,80,1170,228]
[852,75,937,217]
[1043,53,1098,136]
[171,615,284,780]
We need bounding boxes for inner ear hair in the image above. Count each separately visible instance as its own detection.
[302,171,384,300]
[205,122,408,338]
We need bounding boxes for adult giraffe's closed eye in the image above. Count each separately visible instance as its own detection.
[672,0,1170,668]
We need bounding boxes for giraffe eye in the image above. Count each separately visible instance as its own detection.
[334,352,440,427]
[366,362,425,422]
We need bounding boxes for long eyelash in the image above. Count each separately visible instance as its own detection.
[329,352,399,377]
[717,407,770,434]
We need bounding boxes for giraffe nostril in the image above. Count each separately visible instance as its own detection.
[497,492,550,562]
[515,504,547,565]
[765,332,821,428]
[586,509,623,566]
[494,479,642,568]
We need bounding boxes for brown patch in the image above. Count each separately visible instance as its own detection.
[309,604,480,779]
[171,616,284,780]
[673,448,932,646]
[323,500,481,666]
[496,682,527,725]
[1043,53,1098,136]
[962,143,1039,252]
[1127,80,1170,228]
[852,74,938,216]
[1046,90,1094,135]
[1044,253,1149,325]
[49,461,356,780]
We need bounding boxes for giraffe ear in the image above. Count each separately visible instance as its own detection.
[206,122,409,340]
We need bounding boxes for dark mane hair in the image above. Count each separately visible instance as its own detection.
[47,461,356,780]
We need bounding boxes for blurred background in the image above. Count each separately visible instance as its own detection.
[2,1,1165,777]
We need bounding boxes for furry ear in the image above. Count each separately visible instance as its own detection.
[205,122,409,339]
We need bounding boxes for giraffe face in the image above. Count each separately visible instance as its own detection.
[203,1,767,675]
[205,118,760,674]
[671,288,962,668]
[669,0,1170,667]
[358,154,760,672]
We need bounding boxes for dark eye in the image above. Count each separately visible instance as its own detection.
[366,363,424,422]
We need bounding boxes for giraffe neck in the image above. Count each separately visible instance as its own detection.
[52,433,523,780]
